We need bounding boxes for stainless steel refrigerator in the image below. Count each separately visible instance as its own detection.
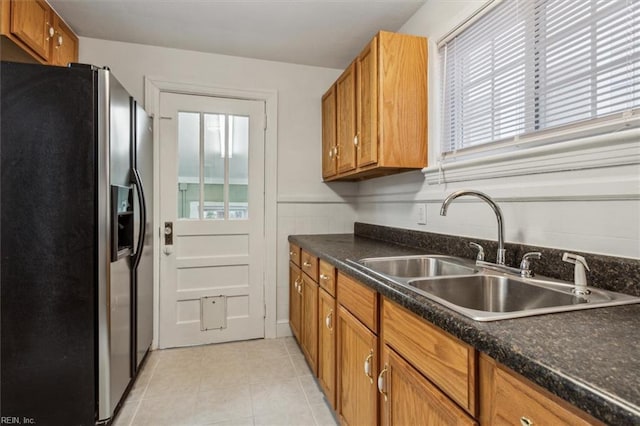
[0,61,153,425]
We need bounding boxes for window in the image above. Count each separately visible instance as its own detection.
[440,0,639,159]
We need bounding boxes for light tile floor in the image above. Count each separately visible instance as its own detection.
[112,337,339,426]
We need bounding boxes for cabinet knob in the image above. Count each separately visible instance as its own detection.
[377,364,388,401]
[303,261,311,267]
[520,417,534,426]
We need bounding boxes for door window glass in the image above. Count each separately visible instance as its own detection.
[177,112,200,219]
[178,111,249,220]
[228,115,249,220]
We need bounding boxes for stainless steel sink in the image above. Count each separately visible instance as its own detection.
[348,254,640,321]
[406,275,640,321]
[357,255,477,280]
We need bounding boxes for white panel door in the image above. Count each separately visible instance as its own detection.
[159,92,265,348]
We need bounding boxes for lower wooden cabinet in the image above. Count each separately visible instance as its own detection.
[380,344,477,426]
[479,354,603,426]
[337,305,378,426]
[289,262,302,341]
[318,287,336,408]
[382,297,477,416]
[300,274,318,375]
[288,246,603,426]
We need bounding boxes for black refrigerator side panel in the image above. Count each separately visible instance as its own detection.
[1,62,97,425]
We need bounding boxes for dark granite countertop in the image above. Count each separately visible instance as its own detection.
[289,233,640,425]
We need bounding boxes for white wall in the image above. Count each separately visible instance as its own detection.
[354,0,640,260]
[79,38,358,337]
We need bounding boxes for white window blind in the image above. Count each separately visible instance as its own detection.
[440,0,639,158]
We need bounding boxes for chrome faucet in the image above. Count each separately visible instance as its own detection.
[440,190,506,265]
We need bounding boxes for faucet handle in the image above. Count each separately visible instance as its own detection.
[519,252,542,277]
[469,242,485,261]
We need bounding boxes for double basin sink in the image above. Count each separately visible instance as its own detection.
[350,255,640,321]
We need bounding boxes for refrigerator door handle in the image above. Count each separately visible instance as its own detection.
[131,168,147,270]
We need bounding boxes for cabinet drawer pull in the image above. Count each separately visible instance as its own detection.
[377,364,388,401]
[354,134,359,146]
[303,261,311,267]
[320,273,330,281]
[325,310,333,330]
[520,417,533,426]
[364,349,374,384]
[289,251,296,257]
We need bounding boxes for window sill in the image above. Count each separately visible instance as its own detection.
[423,128,640,185]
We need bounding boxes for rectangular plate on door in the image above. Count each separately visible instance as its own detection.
[200,295,227,331]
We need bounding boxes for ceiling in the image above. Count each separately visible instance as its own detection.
[48,0,427,69]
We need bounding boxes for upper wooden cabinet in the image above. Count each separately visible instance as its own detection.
[9,0,51,61]
[322,31,428,181]
[336,62,357,175]
[51,14,78,66]
[1,0,78,66]
[321,86,338,179]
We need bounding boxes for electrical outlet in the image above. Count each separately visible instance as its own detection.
[417,203,427,225]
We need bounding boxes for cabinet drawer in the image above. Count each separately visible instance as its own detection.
[337,272,378,333]
[479,354,603,426]
[301,249,318,282]
[382,298,476,416]
[289,243,301,267]
[318,260,336,296]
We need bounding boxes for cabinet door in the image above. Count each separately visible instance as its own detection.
[289,263,302,341]
[318,288,336,408]
[380,345,477,426]
[337,305,377,426]
[322,85,337,179]
[301,275,318,375]
[10,0,52,61]
[336,62,357,174]
[356,36,378,168]
[378,31,427,169]
[51,15,78,66]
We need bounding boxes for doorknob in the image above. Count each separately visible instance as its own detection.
[164,222,173,245]
[163,222,174,255]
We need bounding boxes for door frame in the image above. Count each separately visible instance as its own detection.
[145,76,279,348]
